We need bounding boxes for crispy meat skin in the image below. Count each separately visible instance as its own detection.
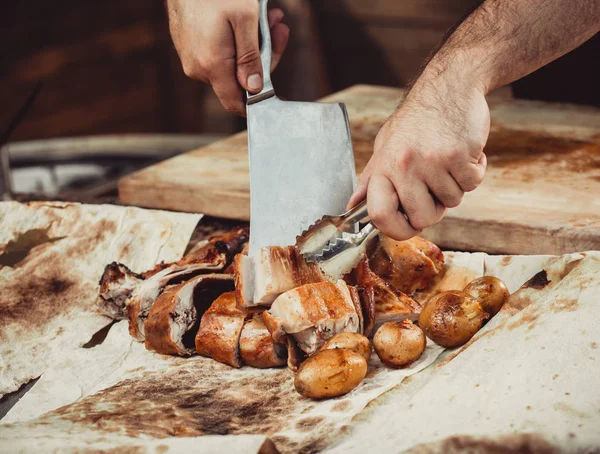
[368,235,444,295]
[142,227,249,278]
[235,246,325,308]
[144,274,235,356]
[353,259,421,335]
[195,291,247,367]
[96,262,143,320]
[240,314,287,368]
[124,228,248,341]
[263,280,360,355]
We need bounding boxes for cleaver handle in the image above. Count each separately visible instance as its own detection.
[247,0,275,104]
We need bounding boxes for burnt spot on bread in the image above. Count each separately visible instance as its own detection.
[500,256,513,266]
[45,360,345,453]
[523,270,550,290]
[331,401,352,412]
[295,417,325,432]
[551,298,578,313]
[405,432,558,454]
[0,272,77,324]
[507,308,541,331]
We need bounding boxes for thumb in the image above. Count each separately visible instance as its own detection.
[232,7,263,94]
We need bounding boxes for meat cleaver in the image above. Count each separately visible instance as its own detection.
[246,0,356,256]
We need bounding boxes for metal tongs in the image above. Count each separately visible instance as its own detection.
[295,199,379,279]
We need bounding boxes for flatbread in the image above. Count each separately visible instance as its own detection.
[0,201,201,397]
[328,252,600,453]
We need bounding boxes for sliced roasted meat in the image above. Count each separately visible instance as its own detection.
[239,314,288,368]
[142,227,249,278]
[235,246,325,308]
[368,235,444,295]
[354,259,421,335]
[144,274,234,356]
[263,280,361,355]
[127,263,226,341]
[195,291,248,367]
[96,263,143,320]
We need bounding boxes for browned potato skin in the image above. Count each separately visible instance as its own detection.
[373,320,425,368]
[321,332,373,362]
[418,291,488,348]
[464,276,509,317]
[294,349,368,399]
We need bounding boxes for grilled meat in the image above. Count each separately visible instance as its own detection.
[195,291,248,367]
[144,274,234,356]
[263,280,361,355]
[353,259,421,335]
[368,235,444,295]
[239,314,287,368]
[96,263,143,320]
[235,246,324,308]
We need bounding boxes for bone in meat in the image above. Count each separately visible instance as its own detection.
[96,263,143,320]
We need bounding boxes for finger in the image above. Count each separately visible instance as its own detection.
[394,177,444,231]
[268,8,284,28]
[347,161,375,209]
[367,174,420,241]
[270,23,290,71]
[425,171,464,209]
[450,153,487,192]
[211,59,246,116]
[231,4,263,93]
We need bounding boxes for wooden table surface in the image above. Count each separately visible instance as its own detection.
[119,85,600,255]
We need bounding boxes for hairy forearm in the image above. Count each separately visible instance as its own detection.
[414,0,600,95]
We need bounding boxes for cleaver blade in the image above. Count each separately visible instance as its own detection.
[246,0,355,255]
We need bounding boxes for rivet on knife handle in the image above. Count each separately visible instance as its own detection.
[247,0,275,105]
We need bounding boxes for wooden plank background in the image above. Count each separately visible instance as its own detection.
[2,0,597,142]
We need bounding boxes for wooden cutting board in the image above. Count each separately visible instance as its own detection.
[119,85,600,255]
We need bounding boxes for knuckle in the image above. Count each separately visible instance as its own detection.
[443,193,463,208]
[369,207,388,227]
[408,216,429,231]
[236,48,261,67]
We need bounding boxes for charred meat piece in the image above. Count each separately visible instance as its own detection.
[263,280,361,355]
[126,263,231,341]
[195,291,248,367]
[368,235,444,295]
[354,259,421,335]
[239,314,287,368]
[96,263,143,320]
[142,227,249,278]
[235,246,325,308]
[144,274,234,356]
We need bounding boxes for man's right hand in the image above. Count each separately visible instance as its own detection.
[167,0,290,116]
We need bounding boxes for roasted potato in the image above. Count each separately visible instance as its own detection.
[464,276,509,317]
[418,291,488,348]
[321,332,372,362]
[373,320,426,368]
[294,349,367,399]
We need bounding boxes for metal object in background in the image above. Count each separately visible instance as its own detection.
[0,83,43,201]
[4,134,224,203]
[246,0,356,255]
